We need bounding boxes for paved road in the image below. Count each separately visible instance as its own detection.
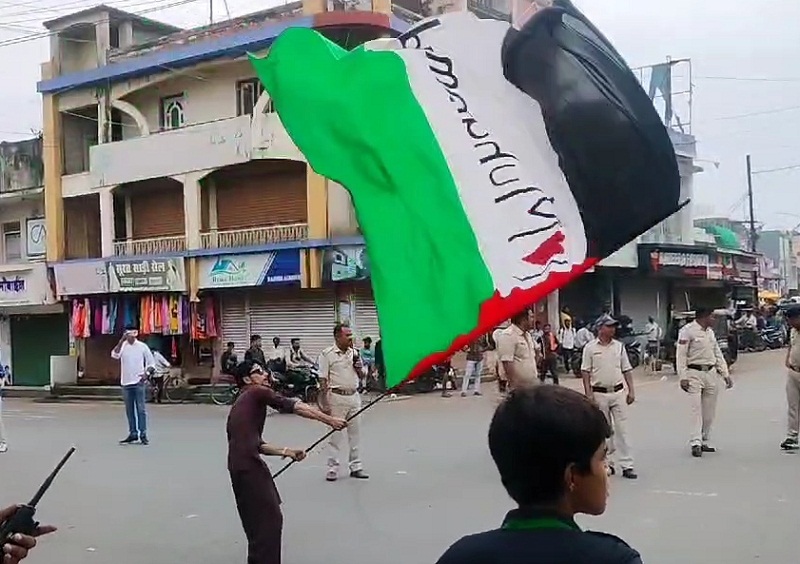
[1,349,796,564]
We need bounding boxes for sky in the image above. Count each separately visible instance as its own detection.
[0,0,799,230]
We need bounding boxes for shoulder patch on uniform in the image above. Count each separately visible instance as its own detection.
[678,339,689,345]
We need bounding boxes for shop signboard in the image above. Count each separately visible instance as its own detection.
[107,257,186,293]
[639,245,710,279]
[53,260,108,296]
[0,263,56,306]
[198,250,300,289]
[322,245,370,282]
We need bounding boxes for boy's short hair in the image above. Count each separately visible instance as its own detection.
[489,386,610,506]
[250,334,262,343]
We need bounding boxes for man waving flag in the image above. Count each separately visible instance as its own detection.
[250,1,683,389]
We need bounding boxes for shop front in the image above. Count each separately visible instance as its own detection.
[0,262,67,386]
[199,249,335,361]
[322,245,379,345]
[54,257,217,384]
[637,244,729,313]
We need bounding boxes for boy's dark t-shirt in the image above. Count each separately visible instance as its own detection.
[435,509,642,564]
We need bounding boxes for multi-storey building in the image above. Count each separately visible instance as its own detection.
[0,137,67,385]
[39,1,405,384]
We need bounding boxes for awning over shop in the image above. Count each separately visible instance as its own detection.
[703,225,741,250]
[759,290,781,302]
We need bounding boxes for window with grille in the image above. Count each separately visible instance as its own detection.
[3,221,22,262]
[236,78,272,116]
[160,94,185,130]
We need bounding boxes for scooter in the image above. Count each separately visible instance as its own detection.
[624,340,642,369]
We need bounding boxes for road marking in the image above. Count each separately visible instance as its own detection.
[650,489,718,498]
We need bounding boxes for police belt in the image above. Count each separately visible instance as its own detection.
[592,383,624,394]
[687,364,715,372]
[330,388,358,396]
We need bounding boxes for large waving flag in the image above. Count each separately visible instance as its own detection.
[250,1,682,388]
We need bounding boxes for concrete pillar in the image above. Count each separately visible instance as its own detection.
[547,291,560,329]
[95,20,110,67]
[306,170,328,289]
[97,97,108,144]
[119,21,134,49]
[99,188,115,257]
[182,172,203,250]
[42,62,65,263]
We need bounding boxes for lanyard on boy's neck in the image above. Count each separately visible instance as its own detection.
[502,517,579,532]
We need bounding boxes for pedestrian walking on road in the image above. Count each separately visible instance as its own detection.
[434,385,643,564]
[112,327,155,445]
[781,306,800,451]
[461,335,488,397]
[581,317,637,479]
[558,319,576,373]
[676,307,733,458]
[319,323,370,482]
[497,309,540,391]
[539,324,560,385]
[227,360,346,564]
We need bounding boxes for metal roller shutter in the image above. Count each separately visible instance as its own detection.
[353,285,380,345]
[249,288,335,360]
[220,293,250,359]
[214,161,307,230]
[131,180,185,238]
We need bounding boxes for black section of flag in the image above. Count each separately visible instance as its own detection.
[501,0,681,259]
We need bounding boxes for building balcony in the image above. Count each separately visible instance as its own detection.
[81,113,305,194]
[89,115,253,189]
[200,224,308,250]
[113,235,186,256]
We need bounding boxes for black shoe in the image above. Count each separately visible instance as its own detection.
[780,437,799,451]
[119,435,138,445]
[140,435,149,446]
[691,445,702,458]
[622,469,638,480]
[701,444,716,453]
[350,470,369,479]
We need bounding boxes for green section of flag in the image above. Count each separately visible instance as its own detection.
[250,29,494,386]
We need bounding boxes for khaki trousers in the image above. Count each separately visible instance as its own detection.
[595,390,633,470]
[327,392,363,473]
[786,370,800,437]
[687,369,720,447]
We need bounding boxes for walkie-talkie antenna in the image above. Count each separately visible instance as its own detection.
[28,447,76,507]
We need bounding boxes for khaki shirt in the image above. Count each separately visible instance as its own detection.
[676,321,729,378]
[788,328,800,370]
[497,324,538,384]
[318,345,360,391]
[581,338,632,388]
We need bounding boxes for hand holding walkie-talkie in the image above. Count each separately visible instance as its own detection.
[0,447,73,563]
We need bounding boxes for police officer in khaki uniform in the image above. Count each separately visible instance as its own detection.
[318,323,369,481]
[581,316,637,479]
[781,306,800,451]
[497,309,540,390]
[676,307,733,458]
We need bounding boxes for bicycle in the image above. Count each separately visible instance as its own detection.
[163,370,193,404]
[210,375,240,406]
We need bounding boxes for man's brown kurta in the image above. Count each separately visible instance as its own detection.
[227,385,298,564]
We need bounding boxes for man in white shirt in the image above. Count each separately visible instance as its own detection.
[149,348,171,404]
[644,316,662,366]
[574,321,594,350]
[581,317,637,479]
[112,328,155,445]
[558,318,577,373]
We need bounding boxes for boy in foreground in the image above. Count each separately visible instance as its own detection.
[227,360,346,564]
[435,385,642,564]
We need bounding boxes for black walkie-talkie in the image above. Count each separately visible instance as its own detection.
[0,447,75,542]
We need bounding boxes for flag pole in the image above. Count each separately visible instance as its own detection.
[271,388,394,479]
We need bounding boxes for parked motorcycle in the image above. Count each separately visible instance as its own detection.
[624,340,642,369]
[408,361,453,394]
[760,326,786,350]
[270,364,320,404]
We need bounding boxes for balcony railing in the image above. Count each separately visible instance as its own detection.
[200,224,308,250]
[114,236,186,256]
